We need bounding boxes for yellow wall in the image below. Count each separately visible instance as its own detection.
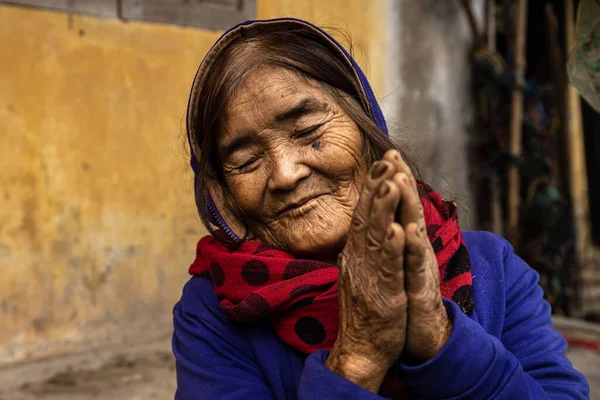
[258,0,387,98]
[0,1,387,364]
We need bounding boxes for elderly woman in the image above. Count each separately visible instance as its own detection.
[172,18,589,399]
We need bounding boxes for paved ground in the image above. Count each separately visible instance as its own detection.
[0,334,598,399]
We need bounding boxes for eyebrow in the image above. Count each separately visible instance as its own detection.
[219,97,329,160]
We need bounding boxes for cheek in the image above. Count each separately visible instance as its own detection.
[315,127,365,180]
[225,174,267,213]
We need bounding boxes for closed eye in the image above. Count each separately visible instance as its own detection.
[235,156,260,172]
[293,125,323,139]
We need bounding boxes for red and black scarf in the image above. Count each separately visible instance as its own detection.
[189,185,474,396]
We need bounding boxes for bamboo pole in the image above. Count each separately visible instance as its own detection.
[487,0,503,236]
[544,4,569,198]
[564,0,592,314]
[507,0,528,247]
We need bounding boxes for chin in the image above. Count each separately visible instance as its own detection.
[282,215,349,262]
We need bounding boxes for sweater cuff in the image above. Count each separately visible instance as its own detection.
[395,299,501,399]
[298,350,388,400]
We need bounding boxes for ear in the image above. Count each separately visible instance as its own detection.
[204,176,251,242]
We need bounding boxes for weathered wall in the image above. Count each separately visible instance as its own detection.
[381,0,483,227]
[0,1,388,364]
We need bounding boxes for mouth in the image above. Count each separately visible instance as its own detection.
[277,194,326,216]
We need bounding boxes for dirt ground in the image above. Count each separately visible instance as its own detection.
[0,338,598,399]
[0,350,176,400]
[0,339,177,400]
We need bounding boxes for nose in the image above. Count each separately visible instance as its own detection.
[267,151,311,192]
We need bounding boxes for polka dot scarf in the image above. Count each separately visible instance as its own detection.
[189,185,474,395]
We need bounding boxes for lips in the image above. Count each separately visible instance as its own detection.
[277,194,325,216]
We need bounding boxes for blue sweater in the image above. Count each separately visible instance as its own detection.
[172,231,589,399]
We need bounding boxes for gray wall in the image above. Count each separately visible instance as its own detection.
[381,0,485,228]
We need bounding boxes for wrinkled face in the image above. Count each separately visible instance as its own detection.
[218,67,367,259]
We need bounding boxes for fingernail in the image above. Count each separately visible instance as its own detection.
[371,162,388,179]
[377,182,390,198]
[386,226,395,240]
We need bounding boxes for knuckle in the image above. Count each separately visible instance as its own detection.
[407,243,426,263]
[411,290,437,308]
[418,223,427,238]
[407,258,427,274]
[396,291,408,307]
[360,179,377,198]
[382,240,402,259]
[378,265,395,280]
[363,179,376,193]
[351,216,368,232]
[408,174,416,186]
[406,256,427,279]
[366,234,383,252]
[387,292,407,311]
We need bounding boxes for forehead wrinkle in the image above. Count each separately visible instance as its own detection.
[236,69,298,104]
[222,68,336,148]
[226,78,299,132]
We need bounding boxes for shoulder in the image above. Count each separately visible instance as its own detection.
[462,230,511,262]
[462,230,530,284]
[173,276,257,364]
[176,276,234,327]
[461,231,540,335]
[179,276,219,315]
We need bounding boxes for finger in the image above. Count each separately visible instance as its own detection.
[379,222,406,290]
[383,150,413,179]
[348,161,396,251]
[366,179,401,252]
[404,222,432,295]
[393,172,424,228]
[383,150,421,222]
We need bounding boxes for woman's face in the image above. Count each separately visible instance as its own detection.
[218,67,367,259]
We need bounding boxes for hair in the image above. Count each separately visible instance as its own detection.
[189,26,421,241]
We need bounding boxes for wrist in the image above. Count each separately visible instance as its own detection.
[430,312,452,358]
[404,305,453,363]
[432,307,454,358]
[325,344,389,393]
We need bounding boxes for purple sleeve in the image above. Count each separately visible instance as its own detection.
[395,249,589,399]
[172,299,275,400]
[299,350,388,400]
[173,279,389,400]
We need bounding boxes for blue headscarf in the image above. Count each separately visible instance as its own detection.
[186,18,388,241]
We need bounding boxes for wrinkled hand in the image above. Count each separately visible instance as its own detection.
[387,150,451,362]
[325,150,451,392]
[325,152,408,391]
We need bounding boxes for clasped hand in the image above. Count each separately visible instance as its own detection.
[325,150,452,392]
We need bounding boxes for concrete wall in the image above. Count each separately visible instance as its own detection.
[381,0,483,227]
[0,1,388,364]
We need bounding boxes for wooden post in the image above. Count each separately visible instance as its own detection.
[564,0,592,314]
[507,0,528,247]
